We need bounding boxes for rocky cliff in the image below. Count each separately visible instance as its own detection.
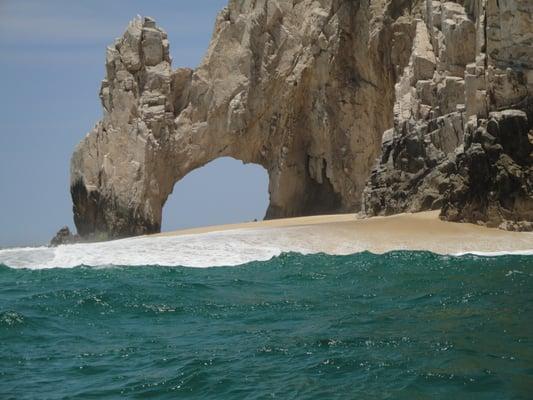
[362,0,533,229]
[70,0,532,238]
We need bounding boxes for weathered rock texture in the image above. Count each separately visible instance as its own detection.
[71,1,412,238]
[71,0,532,238]
[362,0,533,230]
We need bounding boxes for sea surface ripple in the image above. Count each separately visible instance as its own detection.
[1,251,532,398]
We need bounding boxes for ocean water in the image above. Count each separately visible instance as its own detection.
[1,250,532,399]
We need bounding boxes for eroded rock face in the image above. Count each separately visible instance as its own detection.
[71,1,413,238]
[71,17,176,237]
[441,109,533,230]
[71,0,532,237]
[362,0,533,230]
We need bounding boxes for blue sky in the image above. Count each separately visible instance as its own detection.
[0,0,269,247]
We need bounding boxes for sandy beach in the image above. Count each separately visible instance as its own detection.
[158,211,533,255]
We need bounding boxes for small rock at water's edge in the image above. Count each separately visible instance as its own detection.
[50,226,80,247]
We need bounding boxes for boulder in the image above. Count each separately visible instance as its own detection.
[50,227,80,247]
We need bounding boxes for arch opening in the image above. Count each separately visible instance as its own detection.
[161,157,270,232]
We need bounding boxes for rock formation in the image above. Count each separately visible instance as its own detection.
[50,226,80,247]
[71,0,532,238]
[362,0,533,230]
[70,2,407,238]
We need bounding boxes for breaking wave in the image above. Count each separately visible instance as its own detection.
[1,227,532,269]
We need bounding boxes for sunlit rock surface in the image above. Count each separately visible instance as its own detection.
[71,0,532,238]
[362,0,533,230]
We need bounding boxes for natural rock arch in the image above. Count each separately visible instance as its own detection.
[70,0,533,238]
[161,157,269,230]
[70,1,411,239]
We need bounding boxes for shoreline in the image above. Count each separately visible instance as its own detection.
[155,211,533,255]
[1,211,532,269]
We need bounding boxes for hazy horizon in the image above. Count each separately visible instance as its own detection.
[0,0,270,247]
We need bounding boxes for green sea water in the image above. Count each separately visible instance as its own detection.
[1,251,532,399]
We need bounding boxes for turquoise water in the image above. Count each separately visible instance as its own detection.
[1,251,532,399]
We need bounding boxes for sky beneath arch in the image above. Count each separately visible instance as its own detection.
[0,0,269,247]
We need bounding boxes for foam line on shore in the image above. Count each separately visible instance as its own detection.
[0,223,532,270]
[0,229,300,269]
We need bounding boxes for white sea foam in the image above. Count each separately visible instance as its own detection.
[1,226,532,269]
[453,249,533,257]
[0,228,315,269]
